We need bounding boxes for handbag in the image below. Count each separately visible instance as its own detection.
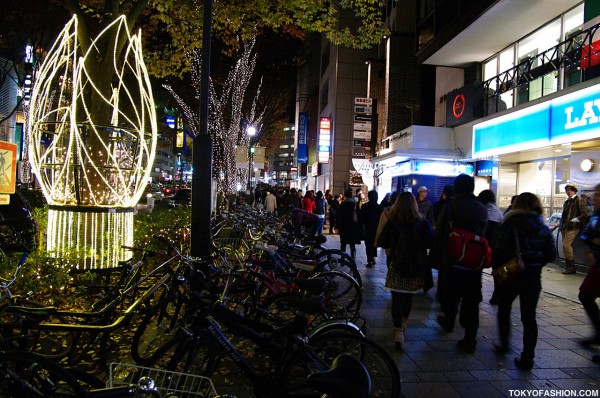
[492,228,525,284]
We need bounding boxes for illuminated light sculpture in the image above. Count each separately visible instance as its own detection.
[28,15,157,269]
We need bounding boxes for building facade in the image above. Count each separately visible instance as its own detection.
[368,0,599,267]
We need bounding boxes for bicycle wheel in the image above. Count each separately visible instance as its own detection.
[313,250,362,287]
[131,294,185,365]
[0,300,76,360]
[281,333,401,398]
[165,327,219,377]
[311,271,362,322]
[0,350,85,397]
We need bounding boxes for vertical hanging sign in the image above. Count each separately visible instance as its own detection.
[353,97,372,158]
[297,112,308,164]
[318,117,331,163]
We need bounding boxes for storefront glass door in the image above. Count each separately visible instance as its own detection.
[517,157,570,220]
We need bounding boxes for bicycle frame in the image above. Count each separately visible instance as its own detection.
[175,304,331,397]
[0,253,180,363]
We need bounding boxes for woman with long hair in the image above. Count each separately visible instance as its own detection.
[377,191,433,349]
[492,192,555,370]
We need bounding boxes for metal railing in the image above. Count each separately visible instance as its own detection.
[483,22,600,115]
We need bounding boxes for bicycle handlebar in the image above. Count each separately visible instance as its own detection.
[121,245,168,257]
[0,252,28,289]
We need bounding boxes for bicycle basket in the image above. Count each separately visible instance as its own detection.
[108,363,217,398]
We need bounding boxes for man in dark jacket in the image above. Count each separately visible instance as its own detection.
[360,190,383,268]
[434,174,489,353]
[433,184,455,227]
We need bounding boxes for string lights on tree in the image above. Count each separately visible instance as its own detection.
[27,15,157,269]
[163,39,264,194]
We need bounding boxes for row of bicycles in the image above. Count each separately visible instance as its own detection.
[0,206,401,397]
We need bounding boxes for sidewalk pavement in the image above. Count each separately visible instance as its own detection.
[322,231,600,398]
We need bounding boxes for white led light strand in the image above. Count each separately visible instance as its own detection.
[27,15,157,269]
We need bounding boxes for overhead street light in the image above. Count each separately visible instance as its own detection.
[247,125,256,190]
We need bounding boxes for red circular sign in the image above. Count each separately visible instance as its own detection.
[453,94,466,119]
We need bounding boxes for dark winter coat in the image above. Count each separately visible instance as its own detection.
[492,210,556,270]
[359,201,383,242]
[432,193,489,267]
[581,209,600,268]
[336,199,363,244]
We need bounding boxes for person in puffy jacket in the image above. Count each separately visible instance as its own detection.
[578,183,600,348]
[491,192,556,371]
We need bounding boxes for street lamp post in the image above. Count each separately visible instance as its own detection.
[246,125,256,191]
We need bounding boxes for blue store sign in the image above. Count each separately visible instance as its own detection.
[473,83,600,157]
[297,112,308,164]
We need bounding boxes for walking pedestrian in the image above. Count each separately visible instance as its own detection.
[360,190,383,268]
[302,190,316,213]
[376,192,433,350]
[578,183,600,347]
[553,183,589,274]
[478,189,504,305]
[433,185,455,227]
[416,186,434,227]
[263,190,277,213]
[380,192,392,208]
[328,193,340,234]
[337,188,363,260]
[313,190,327,236]
[434,174,488,353]
[491,192,556,370]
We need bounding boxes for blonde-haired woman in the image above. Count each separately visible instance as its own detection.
[377,192,433,349]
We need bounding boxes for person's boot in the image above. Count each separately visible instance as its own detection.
[394,327,405,350]
[562,259,576,274]
[395,318,408,350]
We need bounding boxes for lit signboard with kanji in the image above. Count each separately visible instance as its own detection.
[318,117,331,163]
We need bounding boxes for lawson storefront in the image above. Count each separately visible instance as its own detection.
[471,81,600,265]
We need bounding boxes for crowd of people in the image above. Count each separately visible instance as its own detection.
[230,178,600,369]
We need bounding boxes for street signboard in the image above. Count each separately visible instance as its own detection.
[318,117,331,163]
[353,122,371,131]
[297,112,308,163]
[353,140,371,148]
[354,105,372,114]
[353,130,371,139]
[235,145,248,168]
[0,141,17,195]
[354,97,373,106]
[354,114,372,122]
[352,147,367,157]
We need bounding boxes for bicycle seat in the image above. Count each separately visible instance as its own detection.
[303,235,327,245]
[307,354,371,398]
[292,260,316,272]
[5,305,58,323]
[254,243,278,254]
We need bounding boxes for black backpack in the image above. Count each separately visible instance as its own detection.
[389,220,426,278]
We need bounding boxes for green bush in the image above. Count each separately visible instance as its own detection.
[0,206,191,309]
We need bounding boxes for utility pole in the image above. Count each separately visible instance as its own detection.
[191,0,213,258]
